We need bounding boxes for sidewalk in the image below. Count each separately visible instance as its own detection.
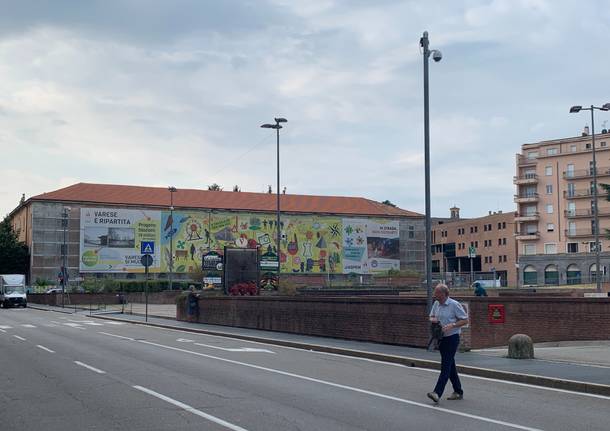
[29,303,610,396]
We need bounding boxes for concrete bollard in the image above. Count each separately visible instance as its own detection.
[508,334,534,359]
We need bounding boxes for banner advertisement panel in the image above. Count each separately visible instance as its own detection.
[366,219,400,273]
[342,219,369,274]
[80,208,161,272]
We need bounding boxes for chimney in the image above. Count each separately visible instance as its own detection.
[489,211,492,215]
[583,125,590,136]
[450,206,460,220]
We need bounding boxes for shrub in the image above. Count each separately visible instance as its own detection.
[229,282,258,296]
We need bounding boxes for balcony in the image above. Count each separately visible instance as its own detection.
[564,189,595,199]
[563,166,610,180]
[513,173,539,185]
[515,231,540,240]
[515,212,540,222]
[514,192,539,203]
[564,229,595,238]
[517,155,537,167]
[564,208,610,218]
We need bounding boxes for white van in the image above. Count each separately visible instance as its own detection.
[0,274,27,308]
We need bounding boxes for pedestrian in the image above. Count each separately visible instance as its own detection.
[427,283,469,403]
[187,286,200,322]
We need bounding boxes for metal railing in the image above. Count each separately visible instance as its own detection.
[563,167,610,179]
[564,189,595,198]
[564,229,595,237]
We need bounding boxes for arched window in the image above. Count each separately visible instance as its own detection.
[523,265,537,285]
[589,264,601,283]
[544,264,559,285]
[566,264,581,285]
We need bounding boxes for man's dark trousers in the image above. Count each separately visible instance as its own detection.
[433,334,463,397]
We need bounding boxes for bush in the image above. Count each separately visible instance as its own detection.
[277,279,299,296]
[229,282,258,296]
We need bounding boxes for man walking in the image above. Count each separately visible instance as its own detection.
[427,283,469,403]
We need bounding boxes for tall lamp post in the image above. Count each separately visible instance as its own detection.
[261,117,287,288]
[168,186,177,290]
[61,207,71,308]
[420,31,442,312]
[569,103,610,293]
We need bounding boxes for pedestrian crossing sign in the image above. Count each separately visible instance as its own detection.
[141,241,155,254]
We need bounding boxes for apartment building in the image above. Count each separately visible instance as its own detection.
[515,126,610,285]
[432,207,517,286]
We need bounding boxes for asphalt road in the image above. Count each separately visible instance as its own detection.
[1,308,608,431]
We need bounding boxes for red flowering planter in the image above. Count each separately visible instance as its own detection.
[229,282,259,296]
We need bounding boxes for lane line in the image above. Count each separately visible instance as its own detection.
[21,324,36,328]
[0,325,12,329]
[133,385,249,431]
[98,332,134,341]
[13,335,26,341]
[0,329,5,333]
[193,342,275,353]
[74,361,106,374]
[136,339,543,431]
[37,345,55,353]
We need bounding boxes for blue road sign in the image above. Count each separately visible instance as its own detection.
[141,241,155,255]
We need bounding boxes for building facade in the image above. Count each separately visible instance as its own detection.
[432,207,517,287]
[515,127,610,285]
[9,183,425,284]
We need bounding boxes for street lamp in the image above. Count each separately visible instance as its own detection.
[168,186,177,290]
[61,207,71,308]
[261,117,287,288]
[420,31,442,312]
[570,103,610,293]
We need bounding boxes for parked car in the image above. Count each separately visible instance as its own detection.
[45,287,63,294]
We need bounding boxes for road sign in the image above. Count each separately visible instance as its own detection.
[468,246,476,258]
[140,254,153,268]
[141,241,155,255]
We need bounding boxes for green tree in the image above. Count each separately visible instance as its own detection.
[382,200,397,207]
[207,183,223,191]
[0,217,29,275]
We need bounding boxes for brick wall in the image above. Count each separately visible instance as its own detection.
[178,295,610,349]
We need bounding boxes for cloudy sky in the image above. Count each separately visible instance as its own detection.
[1,0,609,219]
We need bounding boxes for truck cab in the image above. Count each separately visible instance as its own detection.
[0,274,27,308]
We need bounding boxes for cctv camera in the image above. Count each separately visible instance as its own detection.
[432,50,442,62]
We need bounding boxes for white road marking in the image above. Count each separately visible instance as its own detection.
[21,324,36,328]
[177,338,195,342]
[98,332,134,341]
[0,329,5,333]
[193,342,275,353]
[13,335,26,341]
[104,321,126,325]
[42,324,58,327]
[133,385,249,431]
[0,325,12,329]
[37,345,55,353]
[68,319,103,326]
[135,339,543,431]
[74,361,106,374]
[63,323,86,330]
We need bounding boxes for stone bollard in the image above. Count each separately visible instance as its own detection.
[507,334,534,359]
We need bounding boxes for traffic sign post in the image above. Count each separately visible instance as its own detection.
[468,246,476,286]
[140,254,153,322]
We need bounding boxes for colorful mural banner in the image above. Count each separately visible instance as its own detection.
[80,208,400,275]
[79,208,161,272]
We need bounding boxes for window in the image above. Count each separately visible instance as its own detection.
[545,166,553,176]
[523,265,537,284]
[547,223,555,232]
[570,144,577,153]
[546,204,554,214]
[586,143,592,149]
[602,141,607,148]
[489,256,493,264]
[527,151,538,159]
[567,243,578,253]
[470,227,474,233]
[497,222,501,229]
[484,256,488,263]
[503,238,507,245]
[475,241,478,247]
[546,184,553,194]
[475,226,478,233]
[408,225,414,239]
[498,238,502,246]
[567,264,581,285]
[545,264,559,285]
[502,222,506,229]
[546,148,558,156]
[544,243,557,254]
[523,244,536,255]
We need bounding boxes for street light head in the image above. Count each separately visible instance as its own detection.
[431,50,442,62]
[601,103,610,111]
[168,186,177,193]
[569,105,582,113]
[275,117,287,123]
[261,123,280,129]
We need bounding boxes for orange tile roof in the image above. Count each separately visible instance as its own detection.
[30,183,422,218]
